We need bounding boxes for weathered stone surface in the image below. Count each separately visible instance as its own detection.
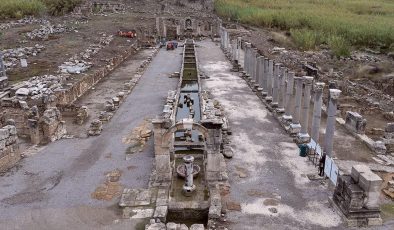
[190,224,204,230]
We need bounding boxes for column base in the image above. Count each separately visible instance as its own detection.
[265,96,273,103]
[289,123,301,136]
[296,133,311,144]
[275,107,285,114]
[270,102,278,108]
[281,115,293,126]
[254,84,260,89]
[250,79,255,83]
[261,91,268,98]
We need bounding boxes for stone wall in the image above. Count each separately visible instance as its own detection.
[0,124,20,172]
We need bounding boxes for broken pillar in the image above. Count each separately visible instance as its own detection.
[311,82,325,142]
[282,71,295,125]
[265,60,274,103]
[345,111,367,134]
[297,76,314,143]
[249,49,257,83]
[324,89,341,157]
[384,123,394,154]
[276,66,286,113]
[271,63,280,108]
[289,77,303,135]
[182,155,196,196]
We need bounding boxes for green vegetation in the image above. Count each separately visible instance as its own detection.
[0,0,46,19]
[0,0,81,19]
[215,0,394,56]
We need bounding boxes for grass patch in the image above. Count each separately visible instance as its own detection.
[0,0,81,19]
[0,0,46,19]
[215,0,394,56]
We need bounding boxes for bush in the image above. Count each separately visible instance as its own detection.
[0,0,46,19]
[328,35,351,57]
[41,0,82,16]
[290,29,321,51]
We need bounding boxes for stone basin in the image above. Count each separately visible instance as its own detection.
[176,164,200,178]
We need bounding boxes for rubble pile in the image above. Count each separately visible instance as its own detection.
[88,119,103,136]
[0,17,48,31]
[2,44,45,69]
[58,34,113,74]
[41,107,67,142]
[26,23,69,40]
[15,75,66,100]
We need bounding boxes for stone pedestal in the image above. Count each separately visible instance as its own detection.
[345,111,367,134]
[333,165,382,227]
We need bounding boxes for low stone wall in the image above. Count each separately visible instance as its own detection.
[55,44,139,106]
[0,124,20,172]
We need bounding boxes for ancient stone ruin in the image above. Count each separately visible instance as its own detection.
[0,122,20,172]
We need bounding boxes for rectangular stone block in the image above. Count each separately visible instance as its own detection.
[359,171,382,192]
[351,164,370,183]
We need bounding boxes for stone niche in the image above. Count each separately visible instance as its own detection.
[333,165,383,227]
[345,111,367,134]
[0,124,21,172]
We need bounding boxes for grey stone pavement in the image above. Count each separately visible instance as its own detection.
[0,47,182,229]
[196,40,394,230]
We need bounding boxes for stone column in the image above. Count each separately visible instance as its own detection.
[282,71,295,124]
[265,60,274,102]
[163,22,167,38]
[244,43,251,77]
[176,25,181,37]
[257,56,264,91]
[156,17,160,36]
[311,82,325,142]
[237,37,242,63]
[254,56,262,88]
[249,49,256,82]
[324,89,341,157]
[277,67,286,113]
[290,77,303,135]
[297,76,314,143]
[261,58,269,97]
[271,63,281,107]
[182,155,196,196]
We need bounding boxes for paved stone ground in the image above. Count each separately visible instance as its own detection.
[0,47,182,229]
[196,39,394,229]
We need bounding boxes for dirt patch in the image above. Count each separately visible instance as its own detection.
[246,189,267,198]
[226,200,241,211]
[263,198,279,206]
[122,119,152,154]
[91,169,123,201]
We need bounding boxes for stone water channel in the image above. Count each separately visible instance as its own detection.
[120,40,229,229]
